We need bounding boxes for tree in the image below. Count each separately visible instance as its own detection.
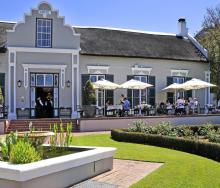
[197,5,220,102]
[82,80,96,105]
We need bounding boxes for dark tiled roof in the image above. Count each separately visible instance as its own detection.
[0,22,207,62]
[74,27,207,62]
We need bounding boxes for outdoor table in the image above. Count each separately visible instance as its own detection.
[106,105,123,116]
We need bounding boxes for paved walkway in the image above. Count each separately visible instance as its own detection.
[73,159,163,188]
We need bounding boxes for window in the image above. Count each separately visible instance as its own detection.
[36,19,52,47]
[133,76,148,107]
[173,77,184,98]
[167,76,192,104]
[36,74,53,87]
[89,75,105,107]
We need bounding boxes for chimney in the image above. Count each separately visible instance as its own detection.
[178,18,188,37]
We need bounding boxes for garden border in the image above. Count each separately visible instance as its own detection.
[111,129,220,162]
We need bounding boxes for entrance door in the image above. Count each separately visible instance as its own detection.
[30,73,59,118]
[35,87,53,118]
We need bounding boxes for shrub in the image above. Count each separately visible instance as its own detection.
[128,120,148,132]
[82,80,96,105]
[173,126,194,138]
[207,130,220,143]
[198,123,213,136]
[0,132,18,161]
[111,129,220,162]
[9,140,41,164]
[151,122,174,136]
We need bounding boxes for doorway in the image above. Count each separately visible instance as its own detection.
[35,87,53,118]
[30,73,59,118]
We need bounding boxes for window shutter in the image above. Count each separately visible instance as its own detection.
[148,76,156,106]
[0,73,5,105]
[184,77,192,99]
[127,75,134,106]
[167,76,174,104]
[105,74,114,105]
[0,73,5,87]
[81,74,90,105]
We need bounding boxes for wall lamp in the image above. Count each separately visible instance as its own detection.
[17,80,22,87]
[66,80,71,88]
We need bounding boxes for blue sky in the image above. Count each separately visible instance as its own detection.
[0,0,219,35]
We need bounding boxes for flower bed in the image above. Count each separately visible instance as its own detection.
[111,121,220,162]
[0,122,116,188]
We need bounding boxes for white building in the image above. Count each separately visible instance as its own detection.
[0,2,209,119]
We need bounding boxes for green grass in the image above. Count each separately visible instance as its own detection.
[72,134,220,188]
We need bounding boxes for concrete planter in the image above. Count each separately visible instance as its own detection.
[0,146,116,188]
[82,105,96,118]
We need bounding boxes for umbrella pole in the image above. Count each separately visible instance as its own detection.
[132,89,134,108]
[193,89,195,114]
[139,89,141,115]
[174,90,177,105]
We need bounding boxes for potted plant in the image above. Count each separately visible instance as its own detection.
[82,80,97,117]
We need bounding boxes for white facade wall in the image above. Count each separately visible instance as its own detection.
[79,55,209,106]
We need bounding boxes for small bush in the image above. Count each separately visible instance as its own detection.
[173,126,194,138]
[9,140,41,164]
[207,130,220,143]
[198,123,213,136]
[128,120,148,132]
[151,122,174,136]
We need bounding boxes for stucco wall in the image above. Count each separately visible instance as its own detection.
[16,52,73,108]
[7,3,80,49]
[79,55,209,106]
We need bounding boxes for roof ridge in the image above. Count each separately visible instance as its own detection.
[0,21,17,24]
[73,25,176,36]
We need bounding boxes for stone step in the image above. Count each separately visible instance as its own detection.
[6,119,79,133]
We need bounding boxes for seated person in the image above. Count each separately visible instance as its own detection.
[105,99,111,116]
[175,97,186,115]
[119,97,130,116]
[120,94,125,104]
[166,100,173,115]
[157,102,166,114]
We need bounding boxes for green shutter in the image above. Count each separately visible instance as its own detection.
[0,73,4,87]
[0,73,5,105]
[148,76,156,106]
[81,74,90,105]
[184,77,192,99]
[105,74,114,104]
[167,76,174,104]
[127,75,134,107]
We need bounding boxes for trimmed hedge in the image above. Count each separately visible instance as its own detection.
[111,129,220,162]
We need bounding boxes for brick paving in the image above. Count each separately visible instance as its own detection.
[73,159,163,188]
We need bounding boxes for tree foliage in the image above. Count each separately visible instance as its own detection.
[82,80,96,105]
[197,5,220,101]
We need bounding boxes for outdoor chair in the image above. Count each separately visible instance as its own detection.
[175,107,186,116]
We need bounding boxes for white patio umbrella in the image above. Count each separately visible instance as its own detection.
[93,79,120,114]
[93,79,120,90]
[161,83,185,103]
[181,78,216,113]
[120,79,153,114]
[181,78,216,91]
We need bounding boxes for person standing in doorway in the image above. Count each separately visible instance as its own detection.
[36,97,44,118]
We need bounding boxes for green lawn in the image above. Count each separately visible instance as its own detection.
[72,134,220,188]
